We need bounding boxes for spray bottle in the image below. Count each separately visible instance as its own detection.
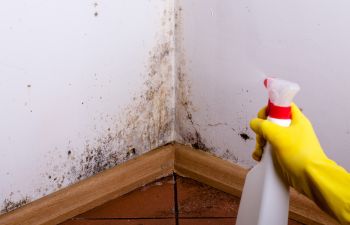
[236,77,300,225]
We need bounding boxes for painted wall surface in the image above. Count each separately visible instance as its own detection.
[0,0,175,213]
[176,0,350,170]
[3,0,350,215]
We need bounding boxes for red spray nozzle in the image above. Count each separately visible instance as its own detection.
[264,79,268,88]
[263,77,300,119]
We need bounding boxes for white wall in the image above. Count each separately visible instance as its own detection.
[3,0,350,215]
[176,0,350,170]
[0,0,175,213]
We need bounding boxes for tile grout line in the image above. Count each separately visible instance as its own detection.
[173,173,179,225]
[72,217,176,221]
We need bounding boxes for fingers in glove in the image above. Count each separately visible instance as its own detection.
[257,106,268,119]
[250,118,283,142]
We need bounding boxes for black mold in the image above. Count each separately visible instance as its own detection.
[191,131,207,151]
[1,197,30,213]
[207,122,228,127]
[75,138,119,179]
[175,5,212,154]
[125,147,136,158]
[185,130,211,152]
[239,132,251,141]
[187,111,192,120]
[54,12,174,184]
[222,149,239,163]
[174,4,242,166]
[15,5,175,205]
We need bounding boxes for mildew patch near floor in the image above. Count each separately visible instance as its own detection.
[174,1,255,168]
[174,2,218,152]
[1,0,256,215]
[0,197,31,214]
[0,1,176,214]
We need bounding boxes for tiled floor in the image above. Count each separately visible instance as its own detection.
[61,174,304,225]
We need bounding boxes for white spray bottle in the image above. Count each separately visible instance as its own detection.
[236,77,300,225]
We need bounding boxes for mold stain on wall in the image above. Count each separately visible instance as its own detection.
[174,2,217,153]
[0,2,176,214]
[174,1,253,166]
[0,197,31,214]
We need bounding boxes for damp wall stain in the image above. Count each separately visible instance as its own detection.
[1,0,256,214]
[239,132,252,141]
[174,2,215,153]
[0,197,31,214]
[174,1,254,167]
[0,2,175,214]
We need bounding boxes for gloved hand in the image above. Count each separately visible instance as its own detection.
[250,103,350,224]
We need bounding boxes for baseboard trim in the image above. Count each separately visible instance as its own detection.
[174,144,338,225]
[0,144,174,225]
[0,143,338,225]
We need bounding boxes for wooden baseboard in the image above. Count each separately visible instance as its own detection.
[0,143,339,225]
[174,144,339,225]
[174,143,247,197]
[0,144,174,225]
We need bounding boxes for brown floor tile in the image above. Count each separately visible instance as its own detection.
[288,219,305,225]
[60,174,306,225]
[75,176,175,219]
[60,219,175,225]
[176,176,240,218]
[179,218,236,225]
[179,218,303,225]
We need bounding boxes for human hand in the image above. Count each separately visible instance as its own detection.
[250,103,328,190]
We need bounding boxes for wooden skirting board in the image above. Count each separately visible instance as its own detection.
[0,143,339,225]
[174,144,339,225]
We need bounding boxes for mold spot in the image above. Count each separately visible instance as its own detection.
[42,6,176,186]
[207,122,228,127]
[239,132,251,141]
[174,4,211,154]
[27,84,31,88]
[186,131,212,152]
[187,111,192,120]
[1,197,31,213]
[94,12,98,17]
[125,147,136,158]
[16,4,176,205]
[222,149,239,163]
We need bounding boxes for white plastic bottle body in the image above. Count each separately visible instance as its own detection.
[236,117,291,225]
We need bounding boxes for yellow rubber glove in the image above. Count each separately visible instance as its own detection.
[250,103,350,224]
